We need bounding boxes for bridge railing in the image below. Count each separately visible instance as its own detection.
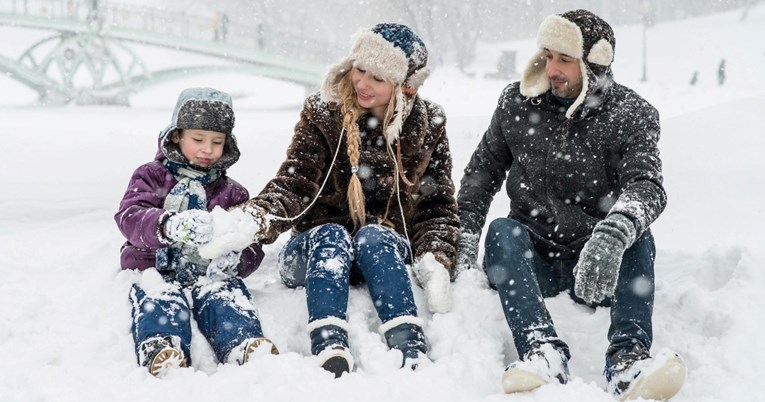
[1,0,343,64]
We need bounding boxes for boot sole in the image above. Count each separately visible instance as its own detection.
[243,337,279,363]
[322,355,351,378]
[149,347,187,377]
[502,368,549,394]
[620,355,686,401]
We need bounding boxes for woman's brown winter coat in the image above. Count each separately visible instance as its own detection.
[245,92,460,274]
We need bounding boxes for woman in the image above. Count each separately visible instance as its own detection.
[237,23,459,377]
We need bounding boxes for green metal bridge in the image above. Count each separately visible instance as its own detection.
[0,1,329,105]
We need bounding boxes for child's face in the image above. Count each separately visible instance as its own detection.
[173,129,227,168]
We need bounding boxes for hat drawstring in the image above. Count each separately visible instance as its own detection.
[268,128,346,224]
[386,139,414,260]
[394,137,415,187]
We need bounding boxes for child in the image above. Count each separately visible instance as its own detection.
[115,87,278,377]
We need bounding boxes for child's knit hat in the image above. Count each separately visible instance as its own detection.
[160,87,241,170]
[174,87,236,135]
[321,23,431,143]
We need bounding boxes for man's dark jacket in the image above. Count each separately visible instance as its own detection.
[458,80,666,259]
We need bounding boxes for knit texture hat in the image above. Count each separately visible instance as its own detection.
[321,23,431,143]
[520,9,616,118]
[159,87,240,170]
[174,87,235,135]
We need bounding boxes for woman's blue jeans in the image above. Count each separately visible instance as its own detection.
[279,223,417,324]
[483,217,655,361]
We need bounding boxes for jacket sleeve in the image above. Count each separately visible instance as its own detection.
[609,102,667,238]
[114,163,173,249]
[457,87,515,239]
[239,99,331,243]
[410,122,461,277]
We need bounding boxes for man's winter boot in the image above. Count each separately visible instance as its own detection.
[227,337,280,365]
[138,335,187,377]
[307,317,354,378]
[606,346,686,401]
[380,316,429,370]
[502,343,569,394]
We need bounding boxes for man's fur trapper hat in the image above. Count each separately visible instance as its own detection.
[521,9,616,118]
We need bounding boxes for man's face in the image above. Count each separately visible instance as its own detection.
[544,48,583,99]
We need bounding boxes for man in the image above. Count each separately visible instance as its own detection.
[457,9,685,401]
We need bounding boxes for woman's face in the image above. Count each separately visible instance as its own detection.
[351,66,394,120]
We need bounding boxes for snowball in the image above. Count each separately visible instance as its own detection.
[197,206,259,259]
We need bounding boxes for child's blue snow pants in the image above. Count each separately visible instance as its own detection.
[129,276,265,364]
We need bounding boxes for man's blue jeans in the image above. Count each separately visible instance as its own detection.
[279,223,418,324]
[483,217,655,361]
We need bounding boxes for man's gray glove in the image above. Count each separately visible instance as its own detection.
[574,213,637,304]
[456,232,480,273]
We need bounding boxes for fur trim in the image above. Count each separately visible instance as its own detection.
[520,50,550,97]
[306,316,350,332]
[386,87,405,144]
[587,38,614,66]
[350,30,409,84]
[565,59,590,118]
[536,15,583,58]
[404,66,432,90]
[379,315,424,335]
[320,57,353,104]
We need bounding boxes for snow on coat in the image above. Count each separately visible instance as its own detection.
[114,88,262,277]
[115,159,263,277]
[458,80,666,260]
[244,92,461,275]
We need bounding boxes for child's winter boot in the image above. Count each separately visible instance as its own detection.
[502,343,569,394]
[606,346,686,401]
[138,335,187,377]
[380,316,429,370]
[227,337,280,365]
[308,317,354,378]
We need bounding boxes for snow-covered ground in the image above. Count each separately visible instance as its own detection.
[1,6,764,402]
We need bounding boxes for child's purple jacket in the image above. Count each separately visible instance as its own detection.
[114,153,264,278]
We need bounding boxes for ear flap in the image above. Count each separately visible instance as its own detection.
[564,59,590,118]
[404,66,432,91]
[320,57,353,103]
[386,86,405,144]
[520,50,550,97]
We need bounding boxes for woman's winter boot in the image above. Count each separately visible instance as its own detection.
[308,317,354,378]
[380,316,429,370]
